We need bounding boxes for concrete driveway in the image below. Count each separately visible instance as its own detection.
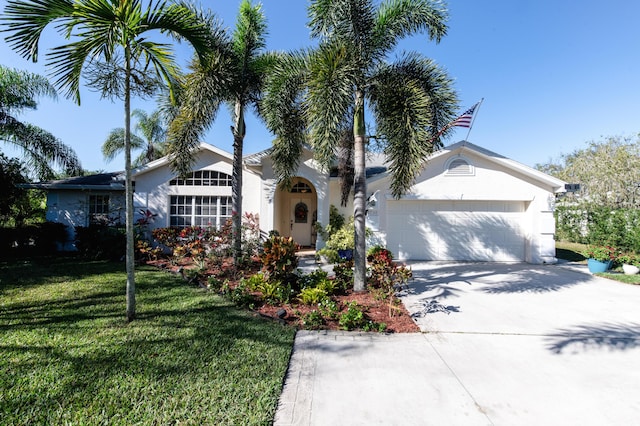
[274,262,640,425]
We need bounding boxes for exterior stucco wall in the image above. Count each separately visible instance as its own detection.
[373,147,561,264]
[134,149,261,230]
[45,190,125,250]
[258,153,329,249]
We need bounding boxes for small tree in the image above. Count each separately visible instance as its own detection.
[263,0,458,291]
[2,0,214,321]
[102,109,168,167]
[168,0,275,265]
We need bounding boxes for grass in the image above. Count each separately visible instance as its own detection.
[0,257,295,425]
[596,272,640,285]
[555,240,587,262]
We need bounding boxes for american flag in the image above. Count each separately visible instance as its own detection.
[450,103,479,128]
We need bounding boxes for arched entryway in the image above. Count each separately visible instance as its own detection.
[274,177,318,247]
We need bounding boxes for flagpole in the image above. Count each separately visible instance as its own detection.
[465,98,484,141]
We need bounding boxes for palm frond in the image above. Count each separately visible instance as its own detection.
[1,0,75,62]
[166,56,231,176]
[0,65,57,114]
[373,0,448,53]
[369,53,457,197]
[233,0,268,60]
[101,128,145,163]
[261,50,309,183]
[306,42,357,169]
[0,115,81,179]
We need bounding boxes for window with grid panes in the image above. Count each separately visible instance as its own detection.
[89,194,110,225]
[169,196,232,229]
[169,170,232,186]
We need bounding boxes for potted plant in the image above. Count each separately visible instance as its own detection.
[317,217,355,262]
[617,252,640,275]
[581,245,617,273]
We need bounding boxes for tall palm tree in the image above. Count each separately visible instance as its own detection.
[263,0,459,291]
[102,108,168,166]
[2,0,214,321]
[168,0,275,265]
[0,65,81,179]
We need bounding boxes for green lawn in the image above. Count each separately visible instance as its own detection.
[596,271,640,285]
[0,258,295,425]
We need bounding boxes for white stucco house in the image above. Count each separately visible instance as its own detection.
[31,140,566,263]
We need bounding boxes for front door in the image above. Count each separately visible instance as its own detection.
[290,199,312,246]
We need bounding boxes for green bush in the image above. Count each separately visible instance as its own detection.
[0,222,68,256]
[555,204,640,253]
[333,260,354,291]
[338,301,367,330]
[298,309,324,330]
[298,287,330,306]
[257,280,293,305]
[221,280,255,308]
[74,225,126,260]
[318,299,340,320]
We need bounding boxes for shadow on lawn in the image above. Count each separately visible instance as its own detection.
[545,322,640,354]
[0,258,294,424]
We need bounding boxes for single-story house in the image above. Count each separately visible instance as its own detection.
[28,140,566,263]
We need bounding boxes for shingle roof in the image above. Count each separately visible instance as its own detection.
[19,172,125,190]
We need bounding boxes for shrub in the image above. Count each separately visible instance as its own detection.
[298,309,324,330]
[256,280,293,305]
[367,247,412,299]
[318,299,339,320]
[221,281,255,308]
[261,235,299,283]
[75,225,125,260]
[580,245,618,262]
[298,287,330,306]
[333,260,354,291]
[244,272,268,291]
[338,301,367,330]
[152,227,180,249]
[299,268,338,295]
[298,268,329,289]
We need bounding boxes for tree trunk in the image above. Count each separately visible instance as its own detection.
[353,89,367,292]
[124,46,136,322]
[231,101,245,265]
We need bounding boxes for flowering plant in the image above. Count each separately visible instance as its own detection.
[617,252,639,266]
[581,245,617,262]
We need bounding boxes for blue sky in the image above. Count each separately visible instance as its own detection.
[2,0,639,174]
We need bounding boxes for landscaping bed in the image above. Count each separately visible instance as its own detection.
[148,254,420,333]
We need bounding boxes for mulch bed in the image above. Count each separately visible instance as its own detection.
[145,257,420,333]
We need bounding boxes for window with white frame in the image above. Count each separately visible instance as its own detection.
[169,196,232,228]
[89,194,110,225]
[169,170,232,186]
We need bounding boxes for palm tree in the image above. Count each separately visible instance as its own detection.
[263,0,458,291]
[0,65,81,179]
[102,109,168,166]
[168,0,275,265]
[2,0,214,321]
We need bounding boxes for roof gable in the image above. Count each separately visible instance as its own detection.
[132,142,233,178]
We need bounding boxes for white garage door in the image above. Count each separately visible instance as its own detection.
[386,200,526,261]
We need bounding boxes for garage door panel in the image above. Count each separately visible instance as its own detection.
[387,200,525,261]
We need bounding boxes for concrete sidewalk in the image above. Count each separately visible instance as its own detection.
[273,262,640,425]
